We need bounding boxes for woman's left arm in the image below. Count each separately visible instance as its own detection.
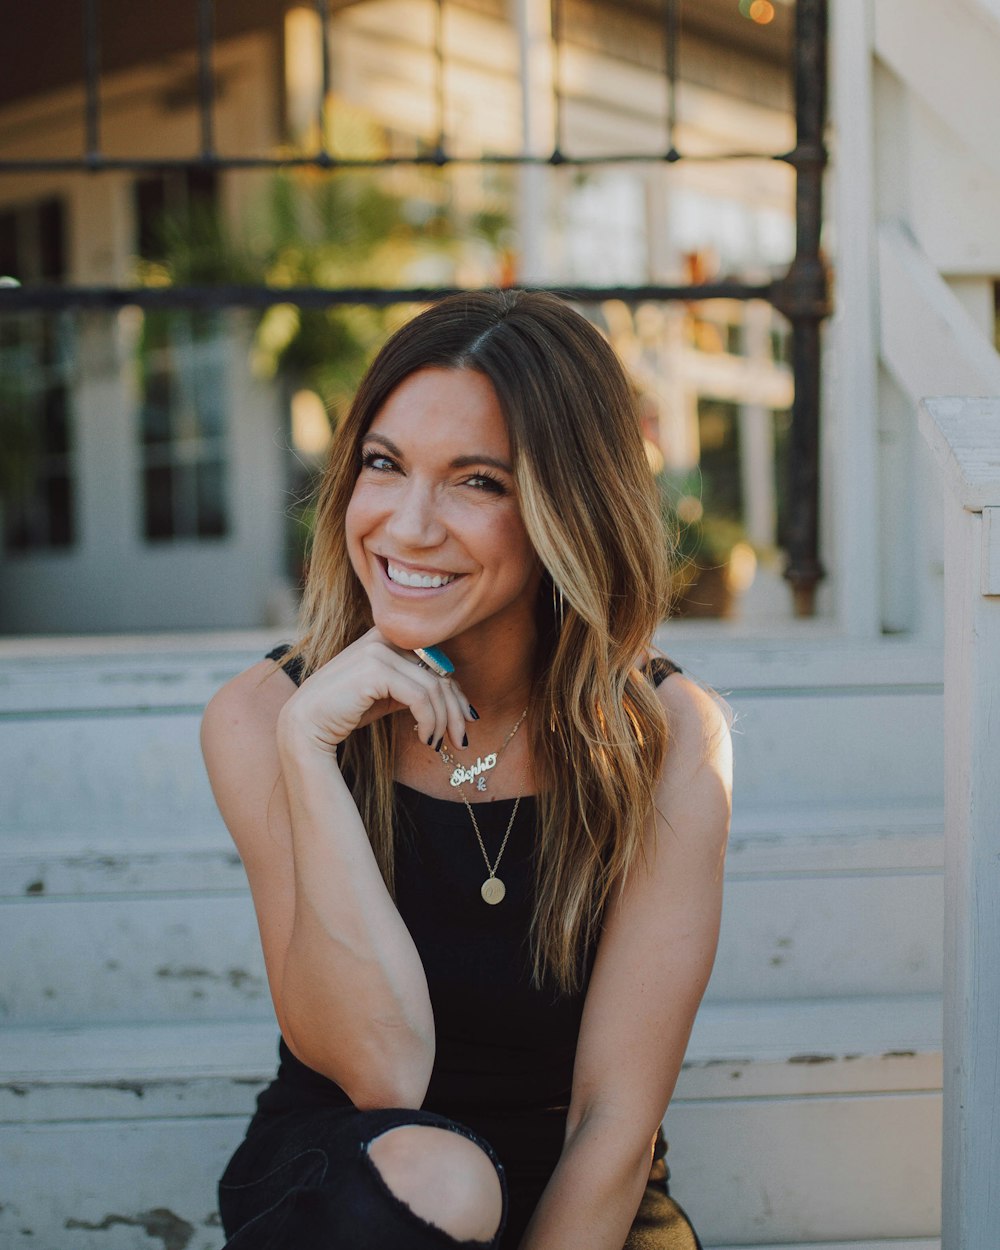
[520,673,732,1250]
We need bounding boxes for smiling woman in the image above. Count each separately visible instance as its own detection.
[346,368,542,659]
[200,290,731,1250]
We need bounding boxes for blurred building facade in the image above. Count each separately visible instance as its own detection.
[0,0,797,633]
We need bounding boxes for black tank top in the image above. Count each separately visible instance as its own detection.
[254,645,680,1185]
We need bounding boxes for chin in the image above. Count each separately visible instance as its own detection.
[374,617,449,652]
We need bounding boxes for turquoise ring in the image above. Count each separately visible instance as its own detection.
[412,646,454,677]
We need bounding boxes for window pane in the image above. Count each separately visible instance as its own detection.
[0,209,17,278]
[144,465,175,540]
[196,459,228,537]
[36,199,66,281]
[43,387,70,455]
[141,373,173,445]
[45,473,74,546]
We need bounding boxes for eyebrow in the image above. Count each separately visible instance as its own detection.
[362,431,513,475]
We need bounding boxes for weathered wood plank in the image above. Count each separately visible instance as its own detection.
[666,1091,942,1245]
[0,816,943,898]
[0,1097,942,1250]
[707,871,943,1001]
[2,1021,277,1124]
[0,1116,239,1250]
[0,688,944,835]
[714,1241,938,1250]
[1,995,942,1122]
[0,846,247,899]
[1,896,270,1024]
[0,867,943,1022]
[0,713,222,835]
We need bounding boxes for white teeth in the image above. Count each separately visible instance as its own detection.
[386,562,457,589]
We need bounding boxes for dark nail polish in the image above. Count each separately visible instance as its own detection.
[469,705,480,720]
[427,734,435,746]
[435,737,444,752]
[461,733,469,748]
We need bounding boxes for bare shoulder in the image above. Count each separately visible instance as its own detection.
[200,659,299,858]
[654,669,733,788]
[201,658,298,763]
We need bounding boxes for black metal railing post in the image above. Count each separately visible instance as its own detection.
[773,0,830,616]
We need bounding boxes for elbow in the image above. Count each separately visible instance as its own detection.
[282,1017,434,1111]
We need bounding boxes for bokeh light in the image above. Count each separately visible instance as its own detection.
[749,1,776,23]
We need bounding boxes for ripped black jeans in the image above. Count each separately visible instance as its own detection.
[219,1106,505,1250]
[218,1105,703,1250]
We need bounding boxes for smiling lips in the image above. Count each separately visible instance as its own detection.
[385,560,458,589]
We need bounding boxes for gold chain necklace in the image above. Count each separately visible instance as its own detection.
[439,708,528,904]
[461,792,521,905]
[441,706,527,792]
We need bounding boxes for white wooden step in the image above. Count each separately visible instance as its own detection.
[668,996,942,1246]
[713,1242,938,1250]
[0,996,942,1249]
[0,808,944,1024]
[0,639,944,832]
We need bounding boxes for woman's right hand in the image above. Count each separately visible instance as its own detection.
[277,627,474,757]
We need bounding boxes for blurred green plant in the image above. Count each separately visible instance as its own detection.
[138,168,511,418]
[658,468,753,617]
[0,366,39,503]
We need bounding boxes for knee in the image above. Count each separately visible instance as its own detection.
[367,1124,503,1244]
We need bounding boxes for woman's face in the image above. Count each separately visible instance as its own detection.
[345,367,542,655]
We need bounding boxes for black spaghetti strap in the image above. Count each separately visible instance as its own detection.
[646,655,681,685]
[265,644,306,687]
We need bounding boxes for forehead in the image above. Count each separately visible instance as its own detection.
[369,368,509,450]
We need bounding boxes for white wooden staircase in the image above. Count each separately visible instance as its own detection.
[0,633,944,1249]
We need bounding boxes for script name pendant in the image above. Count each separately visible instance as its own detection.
[449,753,497,789]
[481,877,506,905]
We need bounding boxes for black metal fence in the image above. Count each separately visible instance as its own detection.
[0,0,829,614]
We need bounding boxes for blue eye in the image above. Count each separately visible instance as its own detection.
[360,449,397,473]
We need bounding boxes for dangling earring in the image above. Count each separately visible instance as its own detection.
[551,579,565,631]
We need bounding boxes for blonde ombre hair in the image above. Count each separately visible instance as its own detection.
[277,290,674,993]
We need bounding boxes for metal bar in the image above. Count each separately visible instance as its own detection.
[664,0,680,160]
[433,0,447,163]
[550,0,564,161]
[197,0,215,160]
[0,150,785,176]
[314,0,332,159]
[83,0,102,166]
[775,0,830,617]
[0,280,774,313]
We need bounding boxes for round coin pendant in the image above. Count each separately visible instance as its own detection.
[481,877,506,905]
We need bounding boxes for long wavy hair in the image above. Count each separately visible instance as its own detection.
[275,290,674,993]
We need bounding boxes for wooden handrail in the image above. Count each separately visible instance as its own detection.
[919,396,1000,1250]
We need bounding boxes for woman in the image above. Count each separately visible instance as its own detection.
[201,289,731,1250]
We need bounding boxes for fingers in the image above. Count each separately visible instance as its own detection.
[378,647,472,752]
[438,674,474,753]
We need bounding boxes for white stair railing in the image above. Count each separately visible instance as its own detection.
[919,397,1000,1250]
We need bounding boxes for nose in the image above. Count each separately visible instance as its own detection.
[384,478,447,549]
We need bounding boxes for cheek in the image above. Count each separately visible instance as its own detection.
[497,517,540,586]
[344,491,371,579]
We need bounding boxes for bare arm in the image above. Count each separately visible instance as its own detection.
[519,674,732,1249]
[200,630,473,1109]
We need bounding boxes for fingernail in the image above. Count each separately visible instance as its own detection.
[461,733,469,748]
[469,705,480,720]
[427,734,435,746]
[435,737,443,752]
